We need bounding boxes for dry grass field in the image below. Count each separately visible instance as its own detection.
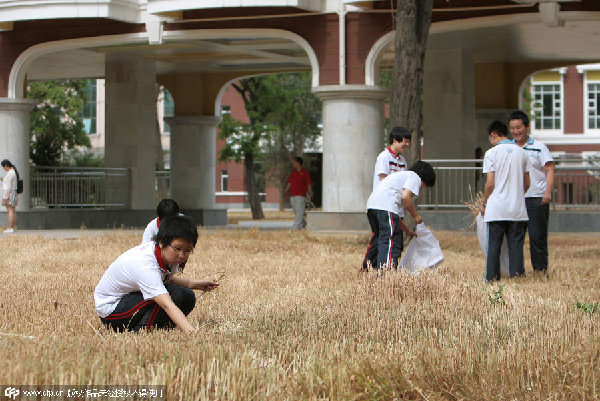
[0,228,598,400]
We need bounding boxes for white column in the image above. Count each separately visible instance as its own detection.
[104,54,157,209]
[313,85,388,212]
[166,115,220,210]
[0,98,37,211]
[423,49,476,159]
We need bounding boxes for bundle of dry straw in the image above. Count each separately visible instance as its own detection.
[462,188,485,229]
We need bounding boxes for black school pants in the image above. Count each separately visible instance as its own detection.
[362,209,404,270]
[100,284,196,332]
[485,220,527,281]
[525,197,549,272]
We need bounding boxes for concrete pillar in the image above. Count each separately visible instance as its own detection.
[0,98,37,211]
[166,115,220,210]
[104,54,157,209]
[423,49,477,159]
[313,85,388,212]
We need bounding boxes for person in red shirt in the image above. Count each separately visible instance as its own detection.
[286,157,313,229]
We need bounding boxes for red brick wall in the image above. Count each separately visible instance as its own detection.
[346,13,393,85]
[548,144,600,153]
[563,66,584,134]
[0,19,143,96]
[167,14,341,86]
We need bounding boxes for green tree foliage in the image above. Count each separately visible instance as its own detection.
[219,73,322,217]
[28,80,91,166]
[259,73,321,210]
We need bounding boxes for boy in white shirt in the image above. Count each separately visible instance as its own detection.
[372,126,411,191]
[95,216,219,333]
[481,120,530,281]
[142,198,181,244]
[362,161,436,270]
[508,110,555,276]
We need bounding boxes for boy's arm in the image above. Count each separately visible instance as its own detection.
[482,171,495,216]
[397,217,417,239]
[401,188,422,224]
[542,162,554,204]
[152,293,196,333]
[168,275,219,292]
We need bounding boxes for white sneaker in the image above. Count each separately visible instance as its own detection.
[3,228,14,234]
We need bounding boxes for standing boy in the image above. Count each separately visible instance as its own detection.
[362,161,436,270]
[372,126,411,191]
[95,216,219,333]
[286,157,313,229]
[481,120,530,281]
[508,110,555,275]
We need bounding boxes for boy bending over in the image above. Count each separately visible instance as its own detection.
[362,161,436,270]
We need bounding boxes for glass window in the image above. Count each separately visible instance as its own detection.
[587,83,600,129]
[531,83,561,130]
[221,170,228,192]
[222,105,231,115]
[82,80,97,134]
[162,90,174,135]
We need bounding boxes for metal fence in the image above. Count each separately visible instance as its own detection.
[420,158,600,209]
[29,159,600,209]
[30,166,131,208]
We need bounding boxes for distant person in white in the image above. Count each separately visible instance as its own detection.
[362,161,436,270]
[481,120,530,281]
[372,126,411,191]
[508,110,554,276]
[1,159,19,234]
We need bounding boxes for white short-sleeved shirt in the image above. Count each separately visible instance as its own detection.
[520,137,553,198]
[372,147,407,190]
[142,217,160,244]
[367,170,421,217]
[94,242,169,318]
[141,213,184,244]
[483,140,530,222]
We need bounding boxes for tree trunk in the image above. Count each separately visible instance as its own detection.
[389,0,433,166]
[244,151,265,220]
[278,178,286,211]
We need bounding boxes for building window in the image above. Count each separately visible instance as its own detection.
[221,170,228,192]
[587,83,600,129]
[82,79,97,135]
[222,105,231,115]
[163,89,174,135]
[531,83,562,130]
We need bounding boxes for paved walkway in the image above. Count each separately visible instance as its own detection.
[3,221,298,239]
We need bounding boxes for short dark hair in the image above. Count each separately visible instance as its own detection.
[389,126,411,145]
[155,215,198,248]
[487,120,508,137]
[508,110,530,127]
[294,156,304,166]
[409,160,436,187]
[156,198,180,219]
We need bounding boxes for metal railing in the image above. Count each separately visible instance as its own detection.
[28,159,600,209]
[30,166,131,208]
[420,158,600,209]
